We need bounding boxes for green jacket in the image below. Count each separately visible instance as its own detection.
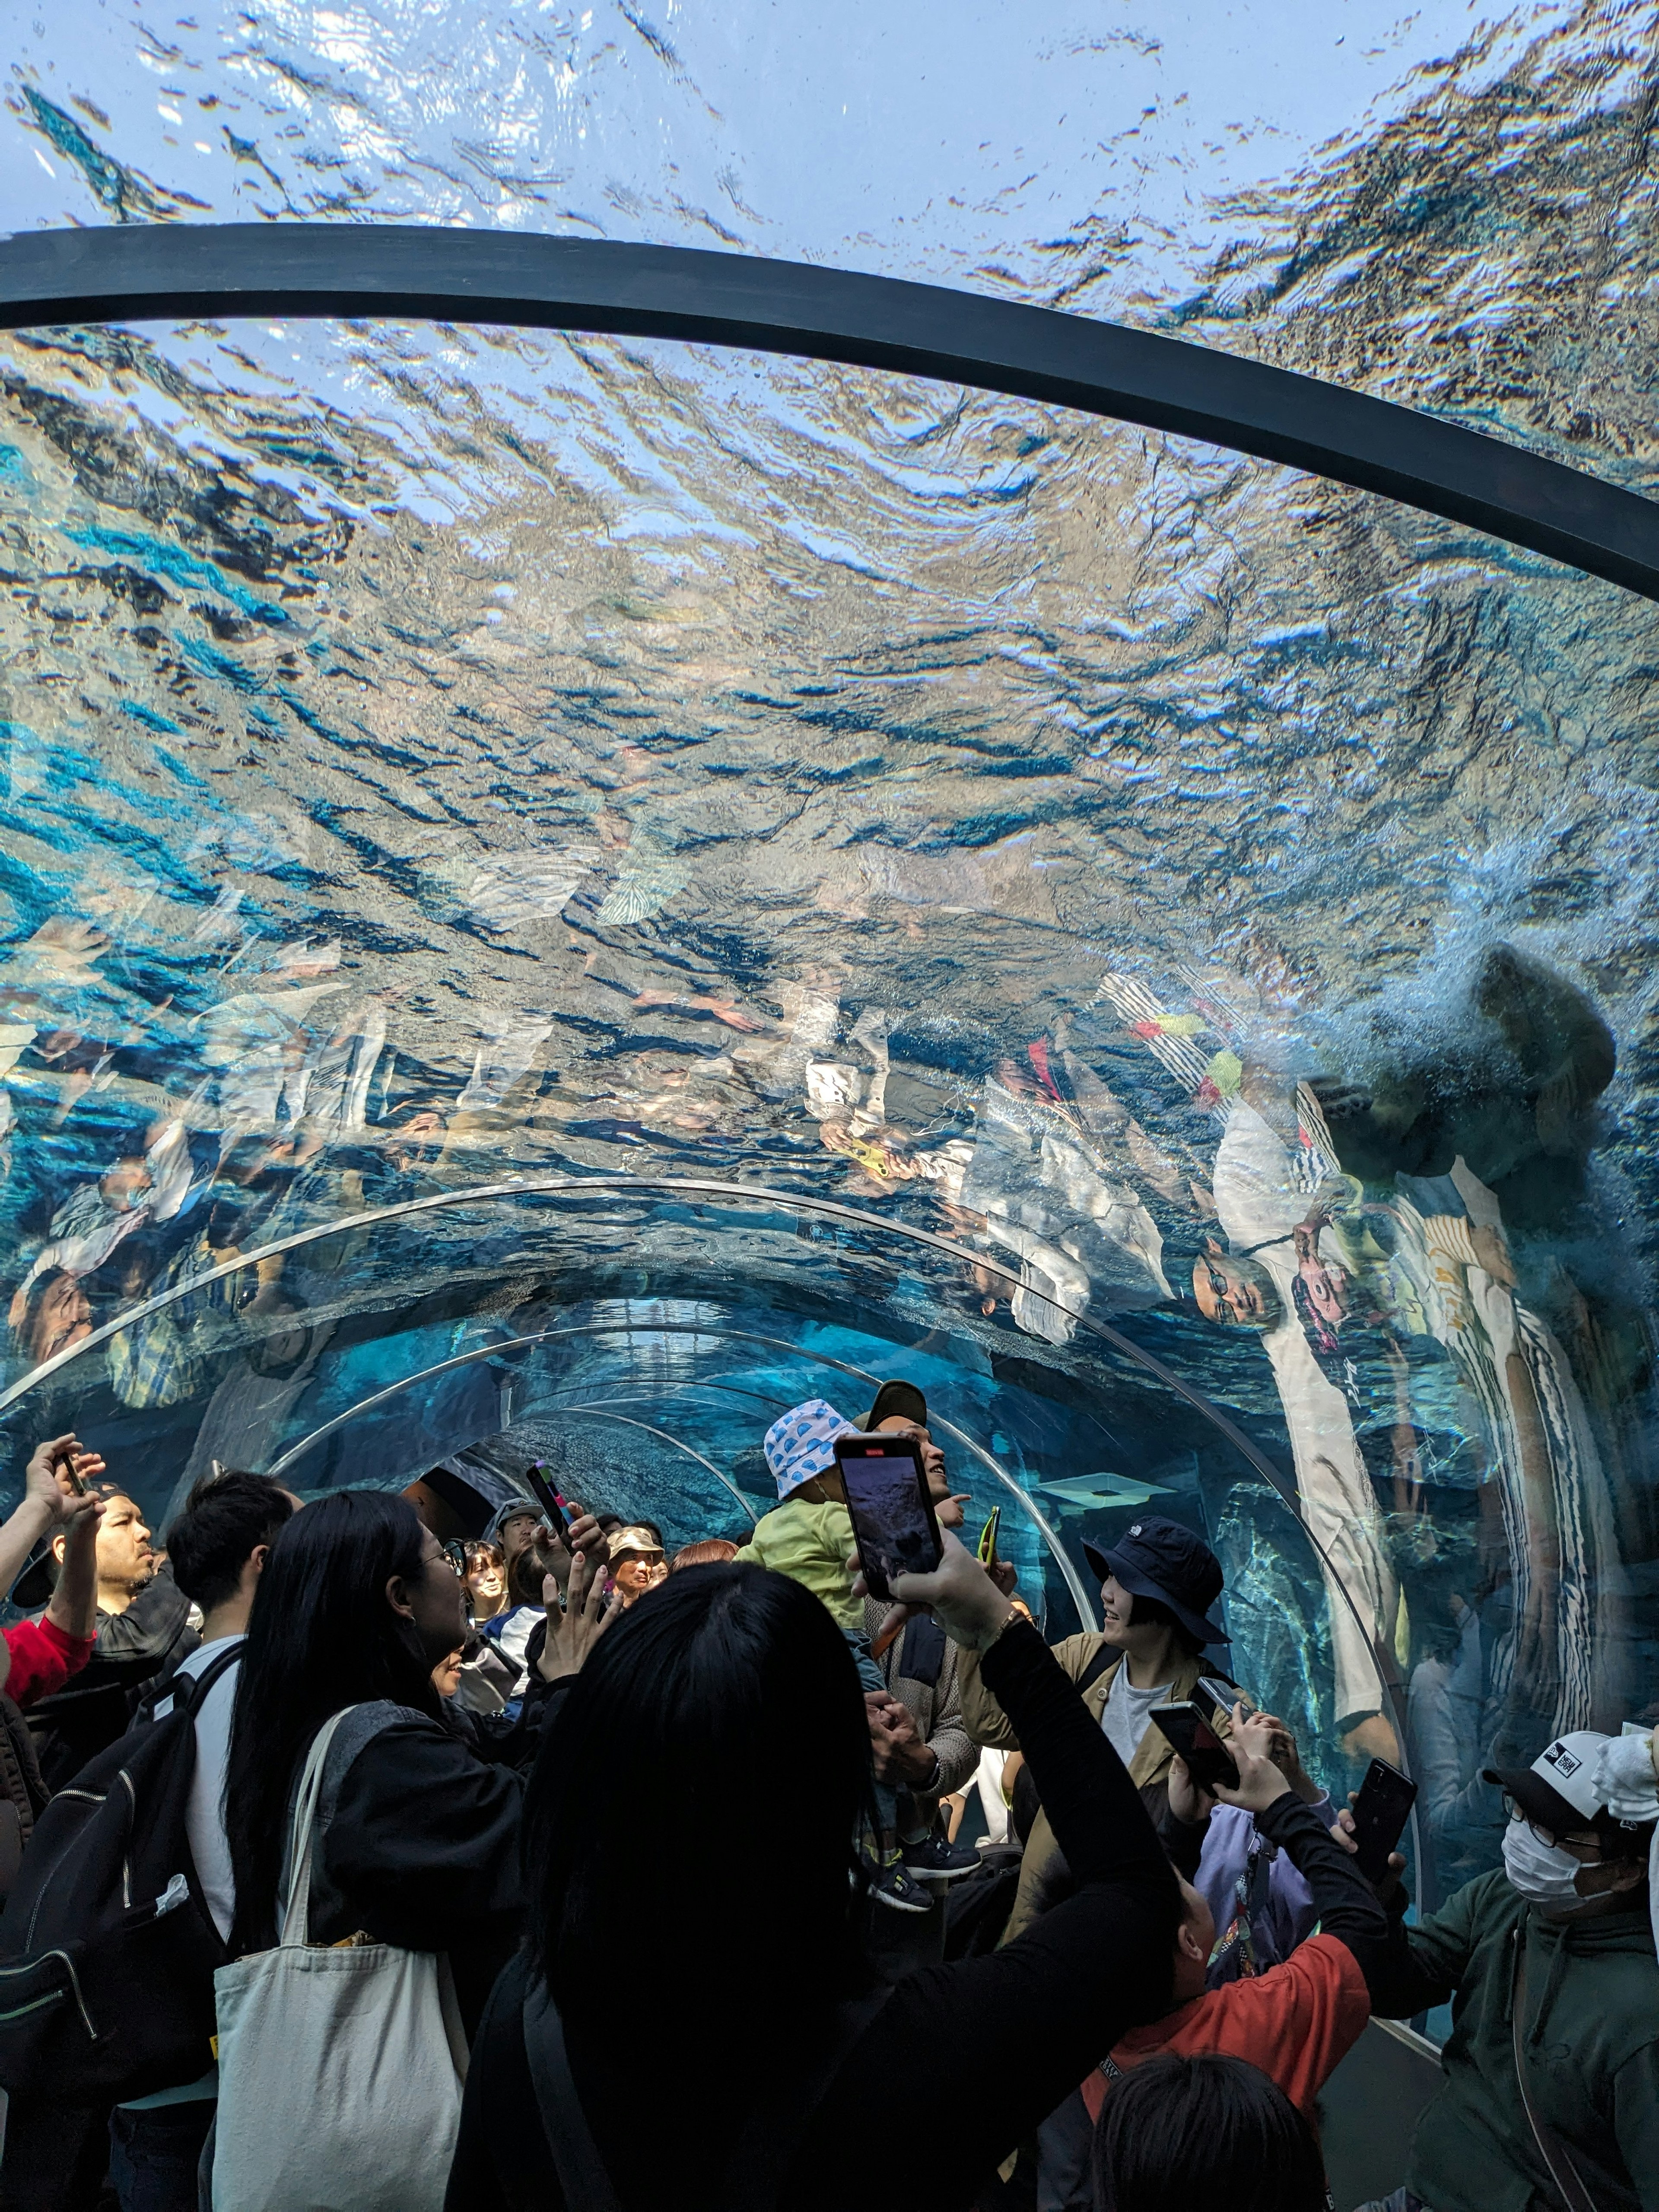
[733,1498,860,1629]
[1373,1869,1659,2212]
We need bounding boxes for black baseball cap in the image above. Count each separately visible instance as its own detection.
[865,1379,928,1431]
[1082,1515,1227,1647]
[1484,1731,1625,1841]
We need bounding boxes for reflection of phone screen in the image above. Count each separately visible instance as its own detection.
[1149,1701,1240,1792]
[835,1436,942,1605]
[523,1465,568,1541]
[1351,1758,1417,1882]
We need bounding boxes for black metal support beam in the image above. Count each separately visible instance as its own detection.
[1,221,1656,599]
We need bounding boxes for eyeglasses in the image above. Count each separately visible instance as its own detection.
[1503,1796,1603,1859]
[441,1539,467,1579]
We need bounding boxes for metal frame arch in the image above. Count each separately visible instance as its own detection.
[264,1320,1098,1629]
[0,223,1655,599]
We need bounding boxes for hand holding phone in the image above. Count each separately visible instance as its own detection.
[1150,1701,1240,1793]
[977,1506,1001,1567]
[1349,1757,1417,1883]
[522,1464,569,1543]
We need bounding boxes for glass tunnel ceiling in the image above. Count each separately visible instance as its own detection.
[3,0,1659,1881]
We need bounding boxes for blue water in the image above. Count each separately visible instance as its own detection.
[2,0,1656,1928]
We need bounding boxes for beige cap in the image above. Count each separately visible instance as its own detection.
[609,1525,664,1561]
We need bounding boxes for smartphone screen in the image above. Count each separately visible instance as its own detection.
[835,1435,942,1604]
[1149,1701,1240,1792]
[523,1464,568,1541]
[1351,1757,1418,1882]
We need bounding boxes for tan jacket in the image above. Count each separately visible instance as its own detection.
[958,1632,1229,1945]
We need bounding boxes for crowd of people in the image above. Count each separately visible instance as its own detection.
[0,1380,1651,2212]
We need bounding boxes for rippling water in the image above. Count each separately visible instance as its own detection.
[2,0,1657,1906]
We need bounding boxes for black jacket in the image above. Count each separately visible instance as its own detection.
[446,1620,1183,2212]
[296,1680,565,2038]
[26,1568,197,1788]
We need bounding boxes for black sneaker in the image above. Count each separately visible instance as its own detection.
[901,1831,982,1882]
[868,1856,933,1913]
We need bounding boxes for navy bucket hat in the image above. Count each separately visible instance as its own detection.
[1081,1515,1227,1647]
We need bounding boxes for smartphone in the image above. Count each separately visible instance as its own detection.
[977,1506,1001,1567]
[522,1463,569,1542]
[1197,1675,1252,1719]
[53,1446,86,1497]
[834,1433,942,1604]
[1149,1700,1240,1792]
[1350,1757,1418,1883]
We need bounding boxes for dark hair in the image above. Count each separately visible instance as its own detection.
[1125,1591,1206,1661]
[524,1564,872,2040]
[1092,2053,1326,2212]
[668,1538,739,1570]
[166,1469,294,1613]
[225,1492,439,1955]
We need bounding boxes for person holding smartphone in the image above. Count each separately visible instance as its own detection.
[858,1380,980,1885]
[0,1433,106,1710]
[1081,1708,1391,2135]
[734,1398,937,1912]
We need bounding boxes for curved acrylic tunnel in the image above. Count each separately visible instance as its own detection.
[5,6,1659,1955]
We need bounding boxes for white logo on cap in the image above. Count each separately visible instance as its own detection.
[1129,1524,1143,1537]
[1545,1742,1582,1778]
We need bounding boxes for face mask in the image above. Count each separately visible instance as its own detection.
[1502,1819,1595,1912]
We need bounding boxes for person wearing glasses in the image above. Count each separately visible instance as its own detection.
[1357,1725,1659,2212]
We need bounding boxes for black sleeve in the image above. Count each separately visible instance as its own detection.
[1163,1802,1208,1881]
[799,1620,1182,2209]
[1253,1792,1392,1992]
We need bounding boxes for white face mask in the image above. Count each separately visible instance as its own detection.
[1502,1818,1595,1912]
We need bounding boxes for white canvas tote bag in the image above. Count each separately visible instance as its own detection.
[209,1705,467,2212]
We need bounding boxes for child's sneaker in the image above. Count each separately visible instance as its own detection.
[901,1830,981,1881]
[867,1853,932,1913]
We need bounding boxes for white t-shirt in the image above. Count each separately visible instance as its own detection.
[161,1634,243,1942]
[1100,1667,1172,1768]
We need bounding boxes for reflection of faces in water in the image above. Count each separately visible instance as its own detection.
[1191,1239,1281,1330]
[20,1271,94,1363]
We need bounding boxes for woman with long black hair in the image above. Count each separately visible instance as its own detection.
[445,1531,1183,2212]
[224,1489,608,2034]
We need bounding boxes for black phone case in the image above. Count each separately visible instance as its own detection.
[836,1440,941,1602]
[1352,1759,1417,1879]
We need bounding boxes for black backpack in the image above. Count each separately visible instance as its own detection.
[0,1643,239,2101]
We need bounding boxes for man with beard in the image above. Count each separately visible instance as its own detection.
[27,1482,197,1786]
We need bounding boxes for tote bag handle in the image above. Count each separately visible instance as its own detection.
[276,1707,357,1949]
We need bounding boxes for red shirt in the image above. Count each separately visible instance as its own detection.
[1081,1933,1370,2123]
[3,1615,97,1709]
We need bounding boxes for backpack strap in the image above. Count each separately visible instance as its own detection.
[522,1981,894,2212]
[1076,1640,1117,1699]
[522,1983,622,2212]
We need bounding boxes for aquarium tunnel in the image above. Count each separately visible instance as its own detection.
[3,2,1659,2021]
